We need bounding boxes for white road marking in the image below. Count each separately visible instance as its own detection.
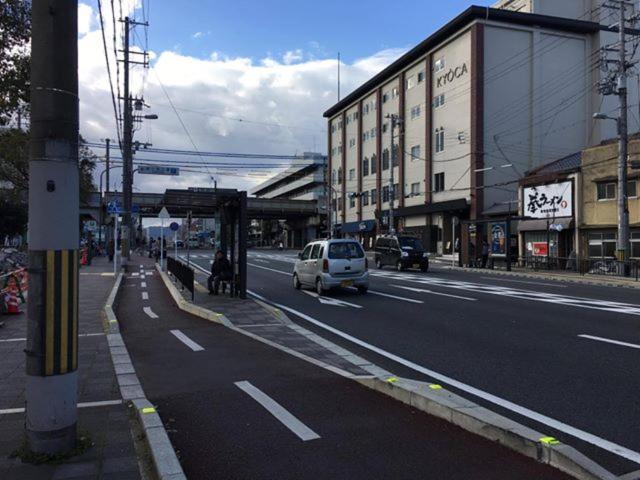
[480,277,566,288]
[578,334,640,350]
[371,271,640,316]
[170,329,204,351]
[140,275,146,280]
[139,264,143,268]
[391,285,477,302]
[131,272,140,277]
[141,282,147,288]
[0,332,105,343]
[0,399,122,415]
[248,289,640,464]
[234,380,320,442]
[302,290,363,308]
[143,306,159,319]
[364,289,424,304]
[142,292,149,301]
[248,263,290,275]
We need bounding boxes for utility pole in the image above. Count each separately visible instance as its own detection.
[26,0,79,454]
[105,138,111,194]
[616,1,630,262]
[121,17,132,263]
[386,114,401,234]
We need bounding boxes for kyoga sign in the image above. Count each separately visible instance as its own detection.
[436,63,468,88]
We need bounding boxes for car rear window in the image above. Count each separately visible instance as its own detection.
[398,237,424,251]
[328,242,364,259]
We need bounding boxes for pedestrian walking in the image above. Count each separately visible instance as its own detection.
[208,250,232,295]
[481,240,489,268]
[107,239,115,262]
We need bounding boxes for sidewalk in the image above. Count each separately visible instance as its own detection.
[0,257,141,480]
[117,257,574,480]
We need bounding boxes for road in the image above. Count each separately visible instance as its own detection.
[184,248,640,475]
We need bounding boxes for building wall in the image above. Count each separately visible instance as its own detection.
[345,104,360,223]
[379,80,399,215]
[329,116,343,225]
[403,59,428,207]
[581,140,640,228]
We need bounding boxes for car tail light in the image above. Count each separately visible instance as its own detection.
[365,258,369,271]
[322,259,329,272]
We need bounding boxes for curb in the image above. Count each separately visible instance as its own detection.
[357,376,616,480]
[103,270,187,480]
[434,262,640,290]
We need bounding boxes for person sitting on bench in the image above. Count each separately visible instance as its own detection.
[208,250,232,295]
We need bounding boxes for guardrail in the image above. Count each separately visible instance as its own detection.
[521,255,639,281]
[166,256,194,301]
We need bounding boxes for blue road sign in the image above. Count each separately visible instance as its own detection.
[170,222,180,231]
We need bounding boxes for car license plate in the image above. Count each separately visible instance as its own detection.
[412,263,420,269]
[341,280,353,287]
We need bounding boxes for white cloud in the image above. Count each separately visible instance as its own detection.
[192,31,203,39]
[77,4,404,195]
[78,3,94,36]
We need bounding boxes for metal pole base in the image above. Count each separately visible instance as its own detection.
[25,371,78,455]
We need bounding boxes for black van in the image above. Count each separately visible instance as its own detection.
[374,235,429,272]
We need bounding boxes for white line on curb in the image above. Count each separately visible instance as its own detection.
[143,306,159,319]
[170,329,204,351]
[234,380,320,441]
[142,292,149,301]
[0,399,122,415]
[247,289,640,464]
[578,334,640,350]
[141,282,147,288]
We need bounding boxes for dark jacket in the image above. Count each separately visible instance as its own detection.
[211,257,232,278]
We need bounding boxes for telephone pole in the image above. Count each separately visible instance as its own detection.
[105,138,111,194]
[26,0,79,454]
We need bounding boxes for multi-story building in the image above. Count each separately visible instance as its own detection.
[251,152,327,247]
[324,1,640,255]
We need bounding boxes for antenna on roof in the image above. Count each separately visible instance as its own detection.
[337,52,341,102]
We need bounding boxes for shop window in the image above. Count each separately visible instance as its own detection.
[588,232,617,258]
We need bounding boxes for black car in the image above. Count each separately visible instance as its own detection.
[374,235,429,272]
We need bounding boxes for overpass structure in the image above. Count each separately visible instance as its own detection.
[81,188,318,220]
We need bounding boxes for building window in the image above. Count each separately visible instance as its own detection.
[628,180,638,198]
[433,93,445,108]
[371,188,377,205]
[405,75,415,90]
[337,198,342,211]
[362,191,370,206]
[434,57,445,73]
[372,99,377,110]
[354,111,359,120]
[393,183,399,200]
[338,121,342,130]
[392,87,399,98]
[392,145,399,167]
[331,125,336,133]
[332,169,336,185]
[363,157,369,176]
[370,154,377,174]
[588,232,617,258]
[434,172,445,192]
[364,104,369,115]
[410,105,421,120]
[382,148,390,170]
[411,182,420,196]
[382,122,389,133]
[349,195,356,209]
[371,128,376,138]
[435,127,445,153]
[418,71,425,83]
[349,168,355,181]
[349,138,355,148]
[338,167,343,184]
[632,232,640,258]
[410,145,421,161]
[382,92,389,103]
[346,115,351,125]
[597,182,616,200]
[382,185,390,203]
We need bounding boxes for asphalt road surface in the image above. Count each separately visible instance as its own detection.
[183,248,640,476]
[115,256,573,480]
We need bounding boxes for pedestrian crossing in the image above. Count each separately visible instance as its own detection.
[369,270,640,316]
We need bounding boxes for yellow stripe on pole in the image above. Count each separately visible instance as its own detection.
[45,251,55,376]
[72,250,78,370]
[60,250,69,373]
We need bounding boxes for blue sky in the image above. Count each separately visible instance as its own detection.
[95,0,493,63]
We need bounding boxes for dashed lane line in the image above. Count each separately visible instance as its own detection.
[234,381,320,442]
[143,306,159,319]
[141,282,147,288]
[142,292,149,301]
[480,277,567,288]
[391,285,477,302]
[578,334,640,350]
[248,289,640,464]
[170,329,204,352]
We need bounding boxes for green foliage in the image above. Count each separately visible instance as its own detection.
[0,0,31,126]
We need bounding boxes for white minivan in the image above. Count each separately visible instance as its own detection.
[293,239,369,295]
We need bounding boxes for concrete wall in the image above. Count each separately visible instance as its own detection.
[403,59,428,207]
